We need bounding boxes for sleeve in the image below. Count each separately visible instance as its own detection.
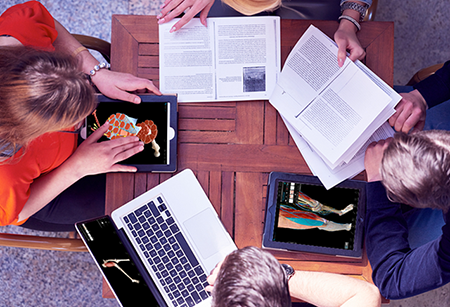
[0,164,31,226]
[0,1,58,51]
[413,60,450,109]
[365,181,450,299]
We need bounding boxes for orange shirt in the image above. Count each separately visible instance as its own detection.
[0,2,78,226]
[0,1,57,51]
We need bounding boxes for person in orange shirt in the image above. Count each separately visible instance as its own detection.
[0,1,161,231]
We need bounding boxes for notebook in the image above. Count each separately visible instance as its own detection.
[82,94,178,173]
[262,172,366,258]
[76,169,237,307]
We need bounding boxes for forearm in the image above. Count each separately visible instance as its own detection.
[366,182,450,299]
[414,60,450,108]
[17,157,83,222]
[52,19,101,74]
[289,270,381,307]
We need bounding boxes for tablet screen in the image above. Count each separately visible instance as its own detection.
[273,181,359,251]
[263,172,365,257]
[86,100,170,166]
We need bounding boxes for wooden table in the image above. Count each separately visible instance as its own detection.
[103,15,394,299]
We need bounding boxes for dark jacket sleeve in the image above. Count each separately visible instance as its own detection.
[414,60,450,108]
[365,181,450,299]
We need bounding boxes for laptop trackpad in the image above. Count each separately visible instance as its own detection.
[183,208,229,259]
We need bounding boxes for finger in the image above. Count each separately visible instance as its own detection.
[205,285,213,293]
[113,142,145,163]
[111,140,144,156]
[108,164,138,173]
[159,2,191,27]
[159,0,184,18]
[412,120,425,133]
[86,121,110,143]
[401,111,423,133]
[336,44,347,67]
[199,2,213,26]
[170,9,200,32]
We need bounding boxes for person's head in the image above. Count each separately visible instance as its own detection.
[0,46,96,159]
[222,0,281,15]
[381,130,450,211]
[211,246,291,307]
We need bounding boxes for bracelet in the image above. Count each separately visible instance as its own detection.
[89,62,110,76]
[338,15,361,31]
[340,1,369,22]
[72,46,87,58]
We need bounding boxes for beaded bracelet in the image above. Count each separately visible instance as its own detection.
[338,15,361,31]
[90,62,110,76]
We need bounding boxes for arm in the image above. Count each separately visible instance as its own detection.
[289,271,381,307]
[17,123,143,222]
[414,60,450,109]
[157,0,215,32]
[364,142,450,299]
[335,0,372,66]
[52,20,162,103]
[365,182,450,299]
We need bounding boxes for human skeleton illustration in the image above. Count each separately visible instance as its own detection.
[91,110,160,157]
[102,259,140,283]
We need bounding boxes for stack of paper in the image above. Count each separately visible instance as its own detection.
[269,25,402,189]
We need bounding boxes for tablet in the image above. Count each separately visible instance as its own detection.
[83,94,177,173]
[262,172,366,258]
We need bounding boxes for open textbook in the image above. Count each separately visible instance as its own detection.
[159,16,280,102]
[269,25,402,189]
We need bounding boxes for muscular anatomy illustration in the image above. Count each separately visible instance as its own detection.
[277,191,353,232]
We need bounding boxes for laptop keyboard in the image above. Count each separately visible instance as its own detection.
[123,195,211,307]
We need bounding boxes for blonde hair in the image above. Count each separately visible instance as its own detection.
[0,46,96,159]
[222,0,281,15]
[381,131,450,211]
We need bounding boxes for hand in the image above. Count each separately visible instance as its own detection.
[388,89,428,133]
[364,138,393,182]
[334,20,365,67]
[205,260,224,292]
[92,69,162,104]
[157,0,215,32]
[69,121,144,177]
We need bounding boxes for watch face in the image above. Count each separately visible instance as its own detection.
[281,263,294,279]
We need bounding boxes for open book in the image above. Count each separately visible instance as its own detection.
[270,25,402,189]
[159,16,280,102]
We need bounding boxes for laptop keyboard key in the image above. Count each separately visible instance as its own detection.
[128,213,137,223]
[175,233,199,268]
[192,292,201,304]
[148,201,161,217]
[199,291,209,300]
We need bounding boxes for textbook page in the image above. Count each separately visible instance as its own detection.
[270,25,393,166]
[284,116,395,189]
[159,16,280,102]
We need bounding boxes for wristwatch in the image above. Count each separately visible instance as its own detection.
[341,1,369,22]
[281,263,295,280]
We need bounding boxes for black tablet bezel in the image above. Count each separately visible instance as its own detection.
[262,172,366,258]
[89,94,177,173]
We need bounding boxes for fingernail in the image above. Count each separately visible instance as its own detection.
[134,96,140,104]
[158,18,165,25]
[170,26,176,33]
[157,13,162,19]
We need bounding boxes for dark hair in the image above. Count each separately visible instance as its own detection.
[381,130,450,211]
[0,46,96,159]
[212,246,291,307]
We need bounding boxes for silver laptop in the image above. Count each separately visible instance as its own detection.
[76,169,237,307]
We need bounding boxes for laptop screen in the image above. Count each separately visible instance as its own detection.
[76,216,160,306]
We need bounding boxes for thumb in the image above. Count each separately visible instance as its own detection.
[337,46,347,67]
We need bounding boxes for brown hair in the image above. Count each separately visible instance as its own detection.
[381,130,450,211]
[222,0,281,15]
[212,246,291,307]
[0,46,96,159]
